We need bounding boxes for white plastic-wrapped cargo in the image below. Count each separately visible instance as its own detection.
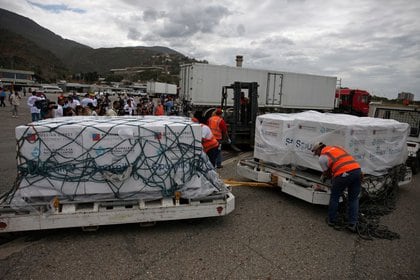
[15,116,227,201]
[254,111,409,176]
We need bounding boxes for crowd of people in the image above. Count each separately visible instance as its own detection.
[0,86,179,121]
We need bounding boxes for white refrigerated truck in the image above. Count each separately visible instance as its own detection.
[179,63,337,113]
[147,81,177,96]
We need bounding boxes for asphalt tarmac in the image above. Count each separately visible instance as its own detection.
[0,100,419,279]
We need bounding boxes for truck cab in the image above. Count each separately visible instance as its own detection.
[336,88,371,116]
[369,102,420,173]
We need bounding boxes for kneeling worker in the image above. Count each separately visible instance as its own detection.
[311,142,362,232]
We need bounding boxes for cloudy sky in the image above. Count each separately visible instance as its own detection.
[1,0,419,99]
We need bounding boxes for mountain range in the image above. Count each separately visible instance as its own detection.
[0,8,199,82]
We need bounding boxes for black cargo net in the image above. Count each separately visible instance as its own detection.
[335,166,408,240]
[1,117,222,204]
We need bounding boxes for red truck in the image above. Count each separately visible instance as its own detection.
[335,88,371,116]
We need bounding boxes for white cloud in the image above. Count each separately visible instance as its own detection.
[0,0,419,99]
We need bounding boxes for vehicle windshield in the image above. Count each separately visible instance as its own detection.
[360,94,371,104]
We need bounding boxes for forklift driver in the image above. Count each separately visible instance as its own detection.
[240,91,249,123]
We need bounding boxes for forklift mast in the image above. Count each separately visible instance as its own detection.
[221,82,259,146]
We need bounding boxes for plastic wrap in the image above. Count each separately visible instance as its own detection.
[254,111,409,175]
[8,116,228,207]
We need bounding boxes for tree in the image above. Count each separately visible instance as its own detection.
[104,74,124,83]
[83,72,99,83]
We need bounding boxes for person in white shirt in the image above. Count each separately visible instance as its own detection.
[123,99,135,115]
[54,98,64,118]
[68,96,80,109]
[192,115,219,167]
[27,91,41,121]
[106,101,119,116]
[10,91,21,118]
[80,94,94,107]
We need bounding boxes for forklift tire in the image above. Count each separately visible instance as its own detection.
[411,157,419,175]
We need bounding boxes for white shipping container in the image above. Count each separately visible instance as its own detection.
[180,63,337,110]
[147,81,177,95]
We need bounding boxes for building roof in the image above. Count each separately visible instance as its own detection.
[0,68,35,75]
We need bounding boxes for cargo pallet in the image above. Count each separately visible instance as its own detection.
[237,158,412,205]
[0,192,235,233]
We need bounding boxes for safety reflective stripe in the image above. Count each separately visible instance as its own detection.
[332,159,358,174]
[322,146,360,176]
[202,137,219,152]
[324,151,355,173]
[201,124,219,153]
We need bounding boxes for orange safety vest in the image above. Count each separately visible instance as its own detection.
[208,116,222,140]
[154,104,164,116]
[201,124,219,153]
[321,146,361,177]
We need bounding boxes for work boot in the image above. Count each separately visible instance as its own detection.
[346,224,358,233]
[326,217,335,227]
[326,217,343,230]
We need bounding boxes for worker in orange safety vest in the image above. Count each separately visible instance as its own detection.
[207,108,230,168]
[312,142,362,233]
[192,116,219,168]
[154,100,165,116]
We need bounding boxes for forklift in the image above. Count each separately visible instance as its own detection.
[221,82,259,147]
